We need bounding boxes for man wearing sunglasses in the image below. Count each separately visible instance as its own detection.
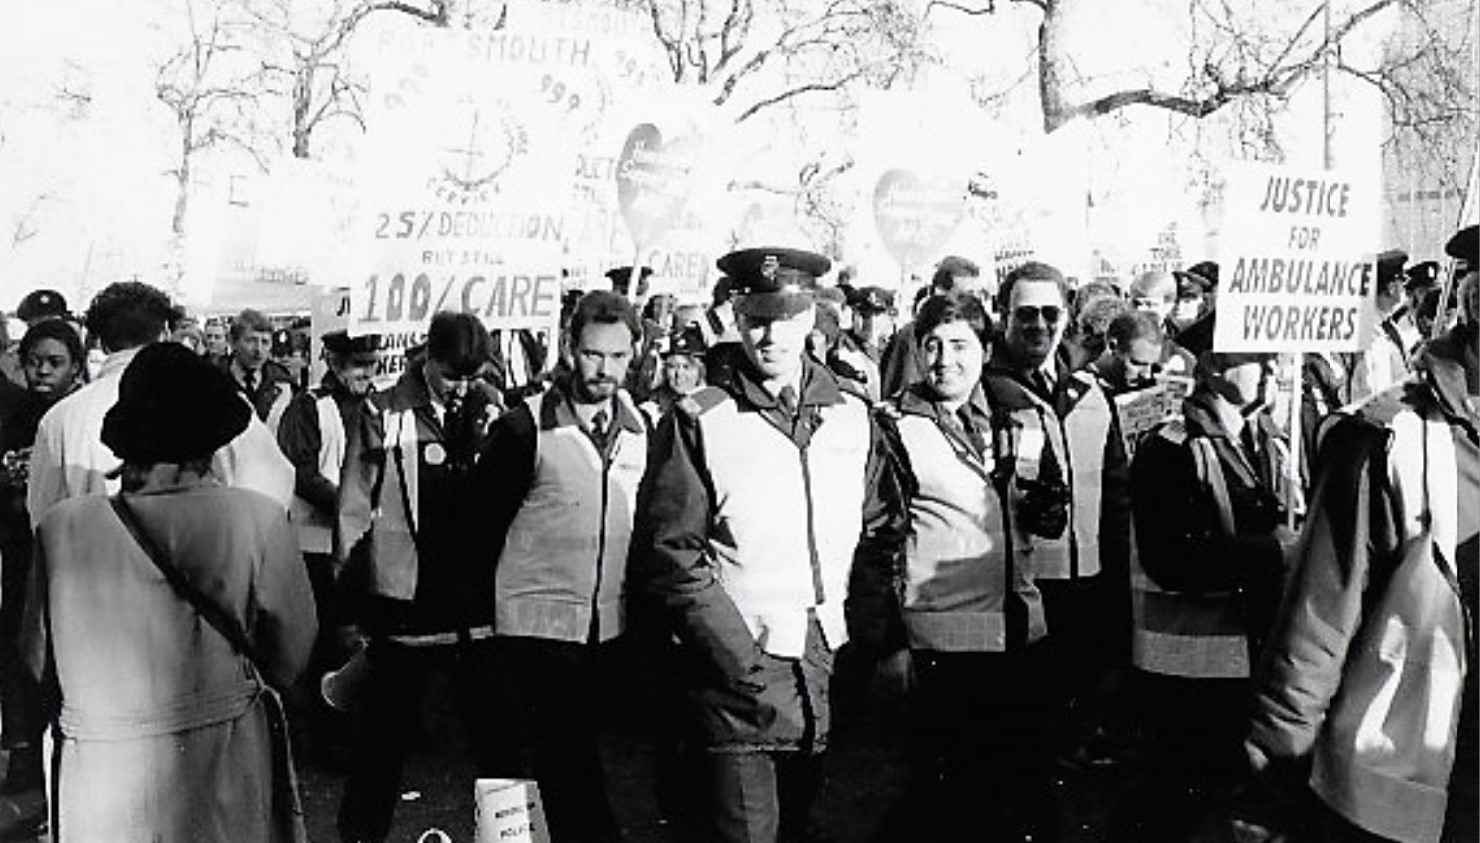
[982,261,1132,774]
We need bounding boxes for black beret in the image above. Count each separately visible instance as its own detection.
[322,330,381,359]
[1446,224,1477,265]
[16,289,69,323]
[103,342,249,465]
[1376,249,1409,285]
[1403,260,1440,291]
[717,247,831,318]
[1176,312,1274,368]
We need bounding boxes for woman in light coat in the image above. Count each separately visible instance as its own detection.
[23,342,317,843]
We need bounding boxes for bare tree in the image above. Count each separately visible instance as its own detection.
[155,0,274,235]
[641,0,931,123]
[243,0,453,160]
[929,0,1474,146]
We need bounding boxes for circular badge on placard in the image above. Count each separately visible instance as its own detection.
[424,443,447,466]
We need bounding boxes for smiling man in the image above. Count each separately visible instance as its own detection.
[982,261,1131,775]
[631,247,907,843]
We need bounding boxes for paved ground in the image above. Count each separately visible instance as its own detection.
[291,658,1246,843]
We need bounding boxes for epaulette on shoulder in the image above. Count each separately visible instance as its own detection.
[676,386,729,418]
[1153,417,1189,445]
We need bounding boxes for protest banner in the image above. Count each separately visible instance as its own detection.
[311,285,426,389]
[1212,161,1380,353]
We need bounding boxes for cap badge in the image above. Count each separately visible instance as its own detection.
[761,255,780,280]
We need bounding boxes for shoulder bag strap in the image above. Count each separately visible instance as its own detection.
[109,495,261,667]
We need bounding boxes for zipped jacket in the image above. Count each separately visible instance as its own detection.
[336,366,496,635]
[880,383,1045,653]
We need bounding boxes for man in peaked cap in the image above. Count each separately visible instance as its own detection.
[276,329,381,766]
[1352,248,1414,401]
[631,246,907,843]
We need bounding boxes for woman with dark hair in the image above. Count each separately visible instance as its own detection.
[873,292,1057,841]
[0,319,86,834]
[22,342,316,843]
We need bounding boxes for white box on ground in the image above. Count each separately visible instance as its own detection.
[474,779,551,843]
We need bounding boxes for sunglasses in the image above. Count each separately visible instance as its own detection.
[1013,305,1063,324]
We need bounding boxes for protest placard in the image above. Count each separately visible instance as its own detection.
[1213,162,1380,353]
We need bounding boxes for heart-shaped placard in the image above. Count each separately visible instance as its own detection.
[615,123,699,250]
[872,169,965,270]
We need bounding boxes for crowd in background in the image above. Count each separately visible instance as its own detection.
[0,223,1471,843]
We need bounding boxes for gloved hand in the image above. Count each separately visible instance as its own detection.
[1018,476,1070,538]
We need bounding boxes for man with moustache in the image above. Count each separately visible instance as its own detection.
[473,291,648,843]
[630,248,907,843]
[982,261,1131,774]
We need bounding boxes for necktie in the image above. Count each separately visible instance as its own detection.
[957,407,987,457]
[1241,425,1266,485]
[590,408,609,450]
[1031,369,1052,398]
[778,385,798,419]
[243,370,257,397]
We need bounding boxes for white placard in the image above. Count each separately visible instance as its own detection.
[1213,161,1380,353]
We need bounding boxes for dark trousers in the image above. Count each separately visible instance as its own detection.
[1108,671,1247,843]
[878,646,1055,841]
[704,750,823,843]
[337,637,501,843]
[0,529,43,792]
[487,636,619,843]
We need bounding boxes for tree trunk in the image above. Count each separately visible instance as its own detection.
[292,65,313,159]
[172,131,192,236]
[1037,0,1072,133]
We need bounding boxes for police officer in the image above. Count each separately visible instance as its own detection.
[334,312,500,843]
[1111,319,1297,843]
[630,247,907,843]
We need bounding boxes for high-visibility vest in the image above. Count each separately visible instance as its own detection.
[1130,421,1251,679]
[287,392,346,554]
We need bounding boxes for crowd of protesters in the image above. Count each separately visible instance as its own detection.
[0,222,1472,843]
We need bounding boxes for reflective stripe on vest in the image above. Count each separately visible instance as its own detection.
[1131,433,1250,679]
[495,392,647,644]
[894,413,1045,652]
[289,393,345,554]
[364,408,421,600]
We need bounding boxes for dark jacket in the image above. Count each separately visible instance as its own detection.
[337,366,496,636]
[628,355,907,749]
[276,370,370,517]
[218,355,297,424]
[1131,390,1288,647]
[1248,331,1477,843]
